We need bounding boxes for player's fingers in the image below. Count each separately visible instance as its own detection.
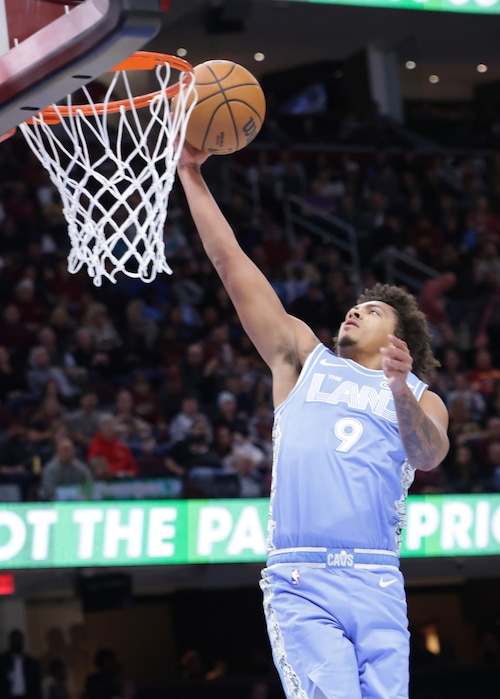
[382,350,413,371]
[387,334,409,350]
[380,346,410,361]
[383,358,406,373]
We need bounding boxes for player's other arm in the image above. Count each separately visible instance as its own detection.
[176,147,318,377]
[393,388,449,471]
[381,335,449,471]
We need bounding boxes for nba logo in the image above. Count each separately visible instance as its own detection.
[291,569,300,585]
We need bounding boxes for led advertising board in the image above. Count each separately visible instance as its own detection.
[1,494,500,569]
[291,0,500,14]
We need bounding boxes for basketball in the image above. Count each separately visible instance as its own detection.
[183,59,266,155]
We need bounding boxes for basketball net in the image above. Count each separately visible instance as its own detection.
[19,53,197,286]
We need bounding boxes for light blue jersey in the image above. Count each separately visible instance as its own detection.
[261,342,428,698]
[267,342,428,555]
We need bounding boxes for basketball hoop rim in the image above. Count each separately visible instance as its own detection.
[26,51,195,125]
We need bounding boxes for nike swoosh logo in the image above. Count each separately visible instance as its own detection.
[320,359,339,367]
[379,577,397,588]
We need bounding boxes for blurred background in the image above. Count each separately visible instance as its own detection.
[1,1,500,698]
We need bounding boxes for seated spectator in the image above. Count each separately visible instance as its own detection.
[408,215,445,268]
[64,391,102,455]
[48,304,76,351]
[251,374,273,409]
[448,396,482,441]
[134,438,167,478]
[290,283,328,332]
[169,395,212,445]
[213,391,248,434]
[84,302,122,352]
[466,347,500,404]
[70,328,114,378]
[222,370,255,418]
[88,456,111,482]
[487,378,500,420]
[47,259,87,309]
[128,372,164,427]
[164,419,222,478]
[410,464,447,495]
[466,415,500,469]
[179,342,218,407]
[484,440,500,492]
[447,443,484,494]
[87,414,137,479]
[26,395,69,463]
[417,272,456,349]
[125,294,160,356]
[261,222,292,272]
[446,373,487,424]
[213,425,233,461]
[41,437,92,501]
[27,346,80,402]
[0,303,36,358]
[431,345,465,398]
[473,240,500,291]
[42,377,72,407]
[476,286,500,367]
[158,363,184,421]
[163,221,190,262]
[248,402,274,455]
[0,344,29,406]
[114,389,152,453]
[36,325,68,368]
[156,306,198,363]
[0,419,38,501]
[169,259,205,326]
[4,179,38,225]
[204,323,234,377]
[369,210,410,270]
[233,352,259,387]
[223,430,266,497]
[38,325,87,391]
[10,276,49,332]
[281,260,314,308]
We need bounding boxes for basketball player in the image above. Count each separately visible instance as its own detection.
[176,144,449,699]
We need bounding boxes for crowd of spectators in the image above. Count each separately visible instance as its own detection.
[1,108,500,502]
[404,98,500,150]
[0,629,135,699]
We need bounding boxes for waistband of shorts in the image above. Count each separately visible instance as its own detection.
[266,546,400,569]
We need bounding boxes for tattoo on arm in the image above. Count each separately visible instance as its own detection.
[393,390,441,470]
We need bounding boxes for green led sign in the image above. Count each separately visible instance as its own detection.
[0,494,500,569]
[0,500,268,569]
[296,0,500,13]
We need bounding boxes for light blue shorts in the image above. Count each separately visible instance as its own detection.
[260,548,409,699]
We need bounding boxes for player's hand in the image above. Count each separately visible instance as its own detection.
[380,334,413,394]
[177,138,211,169]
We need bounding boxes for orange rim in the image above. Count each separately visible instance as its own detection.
[27,51,195,125]
[0,128,16,143]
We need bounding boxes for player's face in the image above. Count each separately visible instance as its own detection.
[337,301,399,364]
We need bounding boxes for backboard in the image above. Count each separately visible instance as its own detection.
[0,0,165,138]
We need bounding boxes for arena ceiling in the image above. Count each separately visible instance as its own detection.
[153,0,500,100]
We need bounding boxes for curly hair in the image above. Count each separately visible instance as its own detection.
[356,283,439,380]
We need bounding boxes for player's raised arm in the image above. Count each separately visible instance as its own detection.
[176,144,318,376]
